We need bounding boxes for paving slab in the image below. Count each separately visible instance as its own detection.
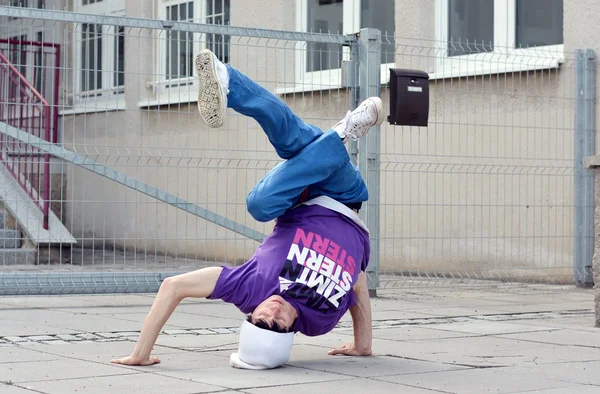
[244,378,448,394]
[16,341,181,363]
[0,317,81,337]
[0,309,181,335]
[416,306,524,317]
[500,360,600,386]
[498,329,600,348]
[115,349,228,372]
[1,358,132,383]
[371,309,438,320]
[514,385,600,394]
[369,335,600,367]
[109,311,242,329]
[174,302,248,319]
[0,295,155,309]
[22,372,226,394]
[0,385,36,394]
[518,316,598,332]
[375,367,574,394]
[429,320,559,335]
[154,332,239,350]
[55,305,161,315]
[154,365,343,390]
[0,346,61,363]
[287,344,468,378]
[370,326,481,341]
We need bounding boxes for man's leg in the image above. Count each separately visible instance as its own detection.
[196,49,322,160]
[245,131,368,222]
[195,49,383,222]
[245,92,384,221]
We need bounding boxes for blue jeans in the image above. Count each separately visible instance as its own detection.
[226,65,368,222]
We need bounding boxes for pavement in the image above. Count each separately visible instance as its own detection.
[0,282,599,394]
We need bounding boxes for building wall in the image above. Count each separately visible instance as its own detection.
[2,1,593,280]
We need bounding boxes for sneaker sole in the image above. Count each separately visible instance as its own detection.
[195,50,225,128]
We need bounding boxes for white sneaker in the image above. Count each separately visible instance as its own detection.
[195,49,229,128]
[332,97,384,143]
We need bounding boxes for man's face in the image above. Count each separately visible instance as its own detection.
[250,295,298,332]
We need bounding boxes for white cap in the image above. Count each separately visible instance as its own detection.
[229,320,295,370]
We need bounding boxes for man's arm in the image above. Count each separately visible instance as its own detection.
[328,271,373,356]
[110,267,223,366]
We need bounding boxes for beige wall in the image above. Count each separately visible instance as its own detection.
[7,1,590,282]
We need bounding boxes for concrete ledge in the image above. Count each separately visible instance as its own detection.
[584,155,600,168]
[0,249,37,265]
[0,166,76,245]
[0,229,22,249]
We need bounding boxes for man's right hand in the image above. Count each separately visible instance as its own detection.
[110,355,161,366]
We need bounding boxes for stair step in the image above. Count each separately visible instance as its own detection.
[0,211,7,229]
[0,249,36,265]
[0,229,22,249]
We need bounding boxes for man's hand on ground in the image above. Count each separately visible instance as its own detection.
[328,342,372,357]
[110,355,161,366]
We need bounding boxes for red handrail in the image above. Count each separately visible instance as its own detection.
[0,49,51,229]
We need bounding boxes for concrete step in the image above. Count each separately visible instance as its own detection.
[0,249,37,265]
[0,211,7,229]
[0,229,22,249]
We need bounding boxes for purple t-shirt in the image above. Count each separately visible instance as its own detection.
[208,204,370,337]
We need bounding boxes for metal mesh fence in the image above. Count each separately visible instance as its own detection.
[0,6,587,294]
[377,35,579,286]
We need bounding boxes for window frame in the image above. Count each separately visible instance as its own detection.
[70,0,125,110]
[155,0,200,90]
[287,0,395,94]
[145,0,230,106]
[433,0,565,80]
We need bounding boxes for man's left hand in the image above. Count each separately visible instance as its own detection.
[328,342,372,357]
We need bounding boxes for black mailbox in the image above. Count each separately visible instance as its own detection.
[388,68,430,127]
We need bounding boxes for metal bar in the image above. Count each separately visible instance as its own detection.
[357,28,382,293]
[0,121,268,243]
[0,6,353,45]
[0,50,48,103]
[52,43,60,143]
[574,49,596,287]
[347,37,360,166]
[42,104,50,230]
[0,37,60,49]
[0,272,182,295]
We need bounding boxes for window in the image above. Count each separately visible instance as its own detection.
[114,26,125,90]
[165,1,194,81]
[516,0,563,48]
[77,23,124,98]
[306,0,343,73]
[447,0,494,57]
[72,0,125,106]
[81,23,102,94]
[206,0,230,64]
[151,0,230,103]
[435,0,564,79]
[294,0,395,92]
[360,0,395,65]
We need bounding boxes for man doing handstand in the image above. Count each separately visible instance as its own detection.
[111,48,384,369]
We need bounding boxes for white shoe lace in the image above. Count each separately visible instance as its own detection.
[344,102,377,141]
